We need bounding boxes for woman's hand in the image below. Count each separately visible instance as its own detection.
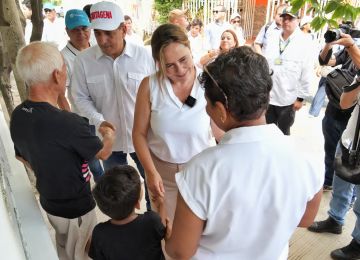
[147,171,165,199]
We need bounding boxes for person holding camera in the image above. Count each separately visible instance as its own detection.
[308,33,360,260]
[316,31,359,191]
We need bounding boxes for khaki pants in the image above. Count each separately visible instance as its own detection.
[47,208,97,260]
[150,154,186,222]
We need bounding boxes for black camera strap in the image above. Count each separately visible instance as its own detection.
[350,104,360,168]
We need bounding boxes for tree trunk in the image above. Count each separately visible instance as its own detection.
[0,34,14,115]
[0,0,27,102]
[30,0,43,42]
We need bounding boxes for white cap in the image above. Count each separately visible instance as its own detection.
[300,16,312,27]
[230,12,241,21]
[90,1,124,31]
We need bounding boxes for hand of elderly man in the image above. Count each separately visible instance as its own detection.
[98,121,116,139]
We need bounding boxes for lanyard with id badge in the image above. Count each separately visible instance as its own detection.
[275,37,290,65]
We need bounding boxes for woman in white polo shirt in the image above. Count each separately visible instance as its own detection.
[165,47,323,260]
[133,24,219,221]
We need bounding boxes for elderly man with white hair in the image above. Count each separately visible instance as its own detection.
[10,41,115,260]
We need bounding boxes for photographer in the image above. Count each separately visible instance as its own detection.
[308,33,360,259]
[315,32,358,191]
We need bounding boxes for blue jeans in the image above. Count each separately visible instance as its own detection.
[328,148,359,242]
[103,151,151,211]
[309,77,327,117]
[322,114,348,186]
[328,175,355,225]
[89,125,104,183]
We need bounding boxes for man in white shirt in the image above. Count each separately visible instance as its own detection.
[230,12,245,46]
[41,2,67,50]
[71,1,154,210]
[124,15,144,46]
[254,4,288,55]
[204,5,232,51]
[61,9,105,183]
[264,6,313,135]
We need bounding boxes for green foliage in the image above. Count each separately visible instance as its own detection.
[290,0,360,31]
[154,0,183,24]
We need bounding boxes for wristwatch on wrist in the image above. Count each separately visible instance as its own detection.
[296,97,304,102]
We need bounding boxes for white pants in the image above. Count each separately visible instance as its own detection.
[47,208,97,260]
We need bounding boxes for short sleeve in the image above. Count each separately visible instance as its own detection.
[67,114,103,160]
[175,168,207,221]
[145,211,165,240]
[254,25,266,45]
[88,226,104,260]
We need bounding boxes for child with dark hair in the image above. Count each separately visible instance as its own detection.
[89,165,169,260]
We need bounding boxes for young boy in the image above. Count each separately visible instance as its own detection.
[89,165,169,260]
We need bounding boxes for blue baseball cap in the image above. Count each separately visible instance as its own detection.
[43,2,55,10]
[65,9,90,30]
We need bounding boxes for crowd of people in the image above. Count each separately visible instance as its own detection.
[10,1,360,260]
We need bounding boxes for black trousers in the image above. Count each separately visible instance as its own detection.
[266,104,295,135]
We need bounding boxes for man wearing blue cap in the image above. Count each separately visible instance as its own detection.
[41,2,67,50]
[61,9,105,182]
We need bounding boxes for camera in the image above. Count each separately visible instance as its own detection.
[324,23,360,43]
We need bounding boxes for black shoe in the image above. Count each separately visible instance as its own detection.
[307,217,342,234]
[331,239,360,259]
[323,185,333,191]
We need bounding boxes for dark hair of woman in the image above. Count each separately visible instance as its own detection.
[199,46,272,122]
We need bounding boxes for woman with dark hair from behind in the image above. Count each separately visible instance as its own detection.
[165,46,323,260]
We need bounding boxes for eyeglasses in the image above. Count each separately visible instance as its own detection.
[232,20,241,24]
[213,10,224,14]
[203,66,229,109]
[44,9,53,13]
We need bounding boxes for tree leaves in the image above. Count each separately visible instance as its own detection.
[289,0,360,31]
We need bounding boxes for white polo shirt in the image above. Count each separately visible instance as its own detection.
[71,42,155,153]
[61,42,83,113]
[176,124,322,260]
[204,21,232,50]
[147,69,212,163]
[41,18,68,50]
[263,28,313,106]
[255,21,282,54]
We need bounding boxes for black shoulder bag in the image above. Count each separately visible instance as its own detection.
[335,80,360,184]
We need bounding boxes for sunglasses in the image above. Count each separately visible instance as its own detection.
[232,20,241,24]
[44,9,53,13]
[213,10,224,14]
[203,66,229,109]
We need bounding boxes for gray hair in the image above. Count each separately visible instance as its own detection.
[16,41,64,86]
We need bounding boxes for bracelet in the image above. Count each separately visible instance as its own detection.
[346,41,355,49]
[296,97,304,102]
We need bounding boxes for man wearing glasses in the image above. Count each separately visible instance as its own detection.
[254,4,288,55]
[230,12,245,46]
[60,9,105,182]
[41,2,67,50]
[204,5,231,51]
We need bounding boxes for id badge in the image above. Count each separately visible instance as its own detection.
[274,58,282,65]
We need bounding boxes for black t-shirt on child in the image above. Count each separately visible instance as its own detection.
[89,211,165,260]
[10,100,103,218]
